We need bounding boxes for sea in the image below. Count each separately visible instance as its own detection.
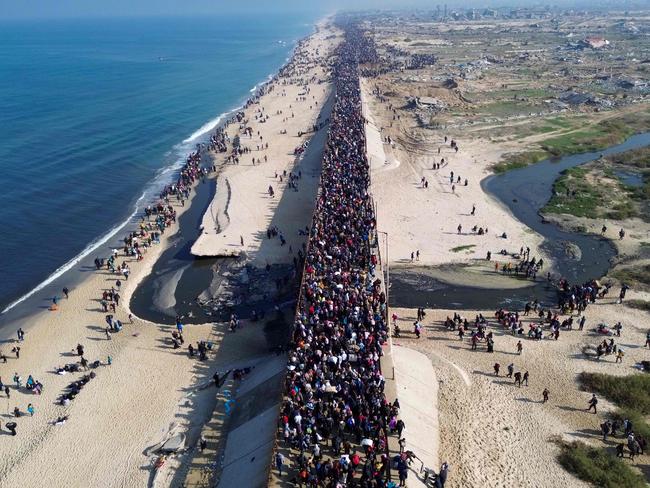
[0,13,318,317]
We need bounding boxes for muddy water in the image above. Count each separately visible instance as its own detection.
[390,132,650,311]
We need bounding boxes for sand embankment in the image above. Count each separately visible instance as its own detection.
[191,30,336,262]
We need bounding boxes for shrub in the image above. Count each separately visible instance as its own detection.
[557,440,647,488]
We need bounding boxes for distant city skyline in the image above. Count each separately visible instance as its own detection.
[0,0,645,19]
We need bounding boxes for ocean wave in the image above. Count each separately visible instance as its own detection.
[2,40,301,317]
[1,191,146,315]
[182,112,226,144]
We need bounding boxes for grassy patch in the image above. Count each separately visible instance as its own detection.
[578,372,650,414]
[541,114,650,158]
[542,166,636,220]
[492,150,548,173]
[625,299,650,311]
[491,112,650,174]
[480,100,537,117]
[450,245,476,253]
[556,440,647,488]
[567,373,650,486]
[610,265,650,289]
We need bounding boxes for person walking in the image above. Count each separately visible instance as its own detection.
[588,394,598,414]
[27,403,34,416]
[493,363,500,376]
[522,371,529,386]
[436,462,449,488]
[542,388,549,403]
[275,452,285,476]
[601,420,611,441]
[516,340,523,355]
[506,363,514,378]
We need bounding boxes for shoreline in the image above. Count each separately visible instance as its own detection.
[0,21,320,323]
[0,18,341,488]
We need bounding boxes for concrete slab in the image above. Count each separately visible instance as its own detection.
[236,354,285,397]
[393,345,439,488]
[218,404,279,488]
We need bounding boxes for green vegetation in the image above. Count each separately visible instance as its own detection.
[541,129,612,156]
[541,114,650,157]
[556,440,647,488]
[492,112,650,174]
[481,100,535,117]
[492,150,547,173]
[544,167,601,218]
[450,244,476,253]
[610,265,650,289]
[543,166,637,220]
[578,372,650,414]
[625,299,650,311]
[559,373,650,487]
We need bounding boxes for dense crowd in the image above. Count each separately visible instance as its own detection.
[272,25,424,488]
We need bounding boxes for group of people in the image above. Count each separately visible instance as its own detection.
[274,25,439,487]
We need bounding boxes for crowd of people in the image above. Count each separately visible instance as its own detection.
[272,23,447,488]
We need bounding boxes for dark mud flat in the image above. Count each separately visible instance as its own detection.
[391,132,650,311]
[129,174,300,325]
[129,174,217,324]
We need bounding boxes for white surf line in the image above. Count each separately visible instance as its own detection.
[429,350,471,386]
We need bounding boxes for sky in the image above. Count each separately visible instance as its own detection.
[0,0,637,20]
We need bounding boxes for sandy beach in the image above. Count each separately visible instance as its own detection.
[390,295,650,488]
[3,9,650,488]
[362,78,548,274]
[0,20,340,488]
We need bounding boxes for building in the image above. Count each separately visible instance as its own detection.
[580,37,610,49]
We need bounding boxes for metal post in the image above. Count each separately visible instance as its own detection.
[378,230,389,310]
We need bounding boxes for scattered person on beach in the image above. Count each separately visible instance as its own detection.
[522,371,529,386]
[493,363,500,376]
[413,320,422,338]
[507,363,514,378]
[588,394,598,413]
[516,340,523,355]
[437,462,449,488]
[618,284,629,304]
[542,388,549,403]
[27,403,35,416]
[62,287,69,299]
[514,371,522,387]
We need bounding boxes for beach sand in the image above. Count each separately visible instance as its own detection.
[0,21,339,488]
[390,297,650,488]
[360,61,650,487]
[362,78,547,273]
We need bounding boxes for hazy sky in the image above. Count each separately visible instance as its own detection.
[0,0,624,20]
